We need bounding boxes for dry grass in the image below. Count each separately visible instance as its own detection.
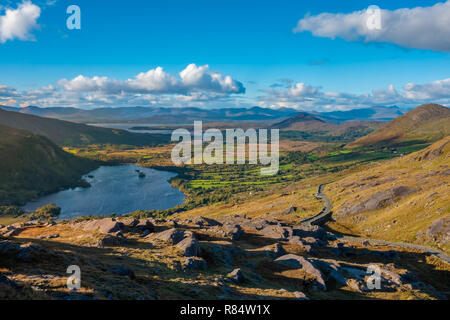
[326,137,450,253]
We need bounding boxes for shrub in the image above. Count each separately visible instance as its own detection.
[28,204,61,221]
[0,206,25,217]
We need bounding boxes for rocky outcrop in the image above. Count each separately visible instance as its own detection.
[415,139,450,161]
[262,243,286,258]
[222,223,244,241]
[0,240,47,262]
[240,218,271,231]
[274,254,327,291]
[151,228,193,245]
[289,236,313,253]
[97,234,127,247]
[227,268,244,283]
[134,219,155,232]
[177,237,200,257]
[338,186,416,216]
[425,217,450,243]
[73,218,124,234]
[259,224,293,240]
[292,291,309,300]
[120,218,139,228]
[192,216,221,227]
[183,257,207,271]
[200,242,244,266]
[293,225,327,241]
[273,206,297,216]
[0,224,23,237]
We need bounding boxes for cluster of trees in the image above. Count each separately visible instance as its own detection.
[0,203,61,222]
[0,206,25,217]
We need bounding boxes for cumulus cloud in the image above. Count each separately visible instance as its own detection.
[0,64,246,108]
[294,1,450,52]
[179,64,245,94]
[58,64,245,95]
[0,1,41,43]
[3,67,450,110]
[258,78,450,111]
[404,78,450,100]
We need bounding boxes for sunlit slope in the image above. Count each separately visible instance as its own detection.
[349,104,450,147]
[327,136,450,253]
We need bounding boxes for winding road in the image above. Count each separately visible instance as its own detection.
[301,184,450,265]
[300,184,333,226]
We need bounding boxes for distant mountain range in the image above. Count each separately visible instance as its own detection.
[271,111,385,142]
[0,105,405,124]
[0,109,170,147]
[314,106,405,122]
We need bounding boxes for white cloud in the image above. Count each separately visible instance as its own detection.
[58,64,245,95]
[1,64,245,108]
[288,83,320,97]
[4,73,450,110]
[0,1,41,43]
[130,67,179,93]
[258,78,450,111]
[404,78,450,100]
[179,64,245,94]
[294,1,450,52]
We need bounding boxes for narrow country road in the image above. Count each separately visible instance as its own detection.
[300,183,332,226]
[301,184,450,265]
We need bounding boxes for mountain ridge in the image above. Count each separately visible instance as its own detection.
[349,104,450,147]
[0,105,406,124]
[0,109,170,146]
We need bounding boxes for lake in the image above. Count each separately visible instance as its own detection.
[23,165,185,219]
[88,123,173,134]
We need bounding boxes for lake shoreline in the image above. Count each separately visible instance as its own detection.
[22,164,186,219]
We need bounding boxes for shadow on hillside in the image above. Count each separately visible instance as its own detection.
[1,233,448,300]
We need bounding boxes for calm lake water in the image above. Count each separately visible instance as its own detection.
[88,123,173,134]
[23,165,185,219]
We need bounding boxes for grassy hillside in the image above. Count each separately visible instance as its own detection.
[273,113,383,143]
[349,104,450,148]
[326,136,450,253]
[0,125,99,205]
[0,109,170,147]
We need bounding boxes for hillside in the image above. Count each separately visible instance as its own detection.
[272,112,384,143]
[326,136,450,253]
[1,176,448,300]
[0,110,169,146]
[349,104,450,147]
[0,125,99,205]
[273,112,327,131]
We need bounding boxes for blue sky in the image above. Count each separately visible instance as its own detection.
[0,0,449,110]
